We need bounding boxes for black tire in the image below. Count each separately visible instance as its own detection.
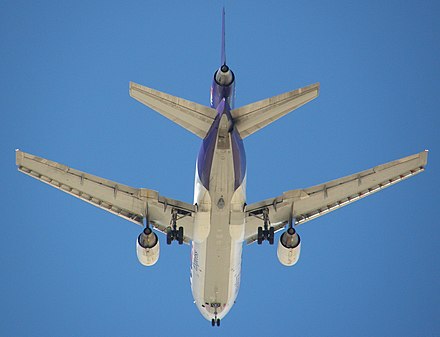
[178,226,184,245]
[216,318,220,327]
[166,230,172,245]
[269,227,275,245]
[257,227,263,244]
[211,319,215,327]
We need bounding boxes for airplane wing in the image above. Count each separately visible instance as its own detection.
[16,150,195,243]
[231,83,320,139]
[244,150,428,244]
[129,82,217,139]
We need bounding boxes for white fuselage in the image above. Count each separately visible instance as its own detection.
[190,113,246,321]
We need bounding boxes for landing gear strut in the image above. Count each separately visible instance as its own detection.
[210,303,221,327]
[257,208,275,244]
[166,208,184,245]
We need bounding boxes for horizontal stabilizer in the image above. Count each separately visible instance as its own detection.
[231,83,320,138]
[129,82,217,138]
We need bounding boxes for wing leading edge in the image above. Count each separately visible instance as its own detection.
[244,150,428,244]
[16,150,195,243]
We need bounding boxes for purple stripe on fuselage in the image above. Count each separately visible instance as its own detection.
[197,98,246,191]
[197,116,220,190]
[231,127,246,190]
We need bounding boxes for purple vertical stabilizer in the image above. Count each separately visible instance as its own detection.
[210,8,235,109]
[221,7,226,66]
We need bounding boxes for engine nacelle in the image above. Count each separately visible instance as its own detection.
[214,65,234,86]
[210,64,235,108]
[277,227,301,266]
[136,227,160,266]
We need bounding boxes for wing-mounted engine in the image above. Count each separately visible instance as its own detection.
[136,227,160,266]
[277,227,301,266]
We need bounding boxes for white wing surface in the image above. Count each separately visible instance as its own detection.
[231,83,320,139]
[244,151,428,244]
[129,82,217,139]
[16,150,195,243]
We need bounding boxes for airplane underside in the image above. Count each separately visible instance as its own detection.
[191,106,246,324]
[15,8,428,327]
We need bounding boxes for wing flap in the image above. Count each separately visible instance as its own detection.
[231,83,319,138]
[292,151,427,225]
[16,150,195,243]
[16,150,146,224]
[129,82,217,139]
[244,150,428,244]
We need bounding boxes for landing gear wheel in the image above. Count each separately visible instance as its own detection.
[166,229,172,245]
[257,226,275,244]
[211,319,215,327]
[178,226,184,245]
[216,318,220,327]
[257,227,263,244]
[166,208,187,245]
[269,226,275,245]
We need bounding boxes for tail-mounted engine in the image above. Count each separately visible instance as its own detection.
[277,227,301,266]
[214,65,234,86]
[210,64,235,108]
[136,227,160,266]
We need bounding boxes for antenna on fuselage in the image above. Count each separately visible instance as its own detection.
[221,7,226,66]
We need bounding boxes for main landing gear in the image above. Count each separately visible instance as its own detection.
[166,208,184,245]
[257,208,275,244]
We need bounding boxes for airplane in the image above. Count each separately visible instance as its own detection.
[16,9,428,327]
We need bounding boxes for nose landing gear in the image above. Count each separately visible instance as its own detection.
[210,303,221,327]
[211,318,220,327]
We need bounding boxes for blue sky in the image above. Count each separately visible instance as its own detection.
[1,1,439,336]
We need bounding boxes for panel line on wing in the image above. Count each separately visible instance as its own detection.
[295,167,425,225]
[18,166,144,225]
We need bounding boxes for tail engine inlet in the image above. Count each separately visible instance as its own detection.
[214,65,234,86]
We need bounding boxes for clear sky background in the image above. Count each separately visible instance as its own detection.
[1,1,439,336]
